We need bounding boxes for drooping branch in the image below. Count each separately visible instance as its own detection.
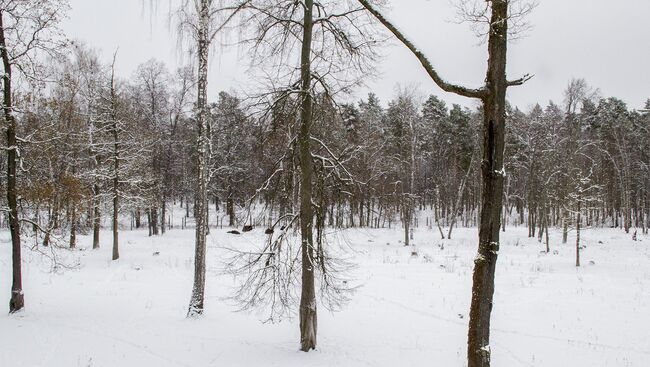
[357,0,487,99]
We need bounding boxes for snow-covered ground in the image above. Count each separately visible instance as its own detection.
[1,222,649,366]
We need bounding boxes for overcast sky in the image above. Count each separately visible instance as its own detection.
[62,0,650,111]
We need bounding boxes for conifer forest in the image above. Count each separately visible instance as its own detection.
[0,1,648,366]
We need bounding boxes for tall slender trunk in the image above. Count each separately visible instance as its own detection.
[1,10,24,313]
[90,117,101,249]
[576,192,581,267]
[403,205,410,246]
[93,183,100,249]
[161,199,166,234]
[188,0,210,317]
[298,0,317,351]
[562,209,569,244]
[110,62,119,261]
[467,2,509,366]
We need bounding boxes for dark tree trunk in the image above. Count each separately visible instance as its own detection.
[467,2,510,366]
[227,195,235,227]
[1,10,24,313]
[147,209,152,236]
[298,0,317,352]
[403,205,410,246]
[93,183,100,249]
[562,209,569,244]
[161,199,166,234]
[135,207,141,229]
[151,206,159,235]
[576,193,581,267]
[110,64,119,261]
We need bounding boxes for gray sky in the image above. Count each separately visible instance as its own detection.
[63,0,650,111]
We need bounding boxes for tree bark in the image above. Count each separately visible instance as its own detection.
[467,2,509,366]
[135,207,141,229]
[188,0,210,317]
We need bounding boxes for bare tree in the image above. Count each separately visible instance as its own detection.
[169,0,247,317]
[105,54,120,260]
[357,1,534,365]
[0,0,68,313]
[223,0,380,351]
[133,59,172,235]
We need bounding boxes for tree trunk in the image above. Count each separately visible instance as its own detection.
[467,2,509,366]
[354,2,524,364]
[562,210,568,244]
[576,193,581,267]
[110,61,119,261]
[435,189,445,239]
[544,211,550,253]
[403,207,410,246]
[93,183,100,249]
[298,0,317,351]
[227,195,235,227]
[1,10,24,312]
[69,205,77,249]
[135,207,141,228]
[151,206,159,235]
[188,0,210,317]
[161,199,166,234]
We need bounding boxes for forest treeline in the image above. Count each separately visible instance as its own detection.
[11,52,649,247]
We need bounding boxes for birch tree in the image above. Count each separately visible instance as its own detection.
[171,0,247,317]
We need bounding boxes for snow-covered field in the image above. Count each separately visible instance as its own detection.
[1,223,649,367]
